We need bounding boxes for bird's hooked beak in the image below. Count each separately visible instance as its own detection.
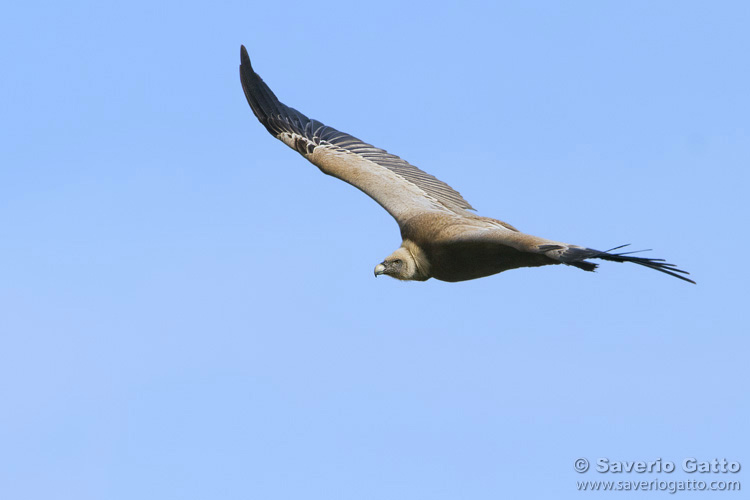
[374,262,386,277]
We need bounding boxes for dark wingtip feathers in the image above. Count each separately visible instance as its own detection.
[561,245,696,284]
[240,45,253,72]
[239,46,298,138]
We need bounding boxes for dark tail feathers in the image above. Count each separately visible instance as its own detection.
[559,244,695,284]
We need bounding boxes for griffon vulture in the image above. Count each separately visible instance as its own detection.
[239,46,694,284]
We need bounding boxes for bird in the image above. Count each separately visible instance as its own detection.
[239,46,694,284]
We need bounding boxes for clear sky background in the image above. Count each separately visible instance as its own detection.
[2,1,748,498]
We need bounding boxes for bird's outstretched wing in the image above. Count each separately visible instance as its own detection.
[448,227,696,283]
[239,46,474,223]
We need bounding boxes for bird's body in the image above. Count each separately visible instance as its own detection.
[239,46,694,284]
[396,213,553,282]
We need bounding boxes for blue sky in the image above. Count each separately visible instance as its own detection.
[1,1,748,498]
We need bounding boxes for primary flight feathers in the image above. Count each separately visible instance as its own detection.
[239,45,694,284]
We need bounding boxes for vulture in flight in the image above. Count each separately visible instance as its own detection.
[239,46,694,284]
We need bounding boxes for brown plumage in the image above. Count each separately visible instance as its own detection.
[239,46,694,284]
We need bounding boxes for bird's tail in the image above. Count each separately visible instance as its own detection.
[555,244,695,284]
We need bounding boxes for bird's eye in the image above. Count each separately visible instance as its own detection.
[394,259,402,265]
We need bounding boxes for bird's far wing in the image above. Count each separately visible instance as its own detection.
[453,226,695,283]
[239,46,474,223]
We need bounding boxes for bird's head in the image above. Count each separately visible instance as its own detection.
[374,246,427,281]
